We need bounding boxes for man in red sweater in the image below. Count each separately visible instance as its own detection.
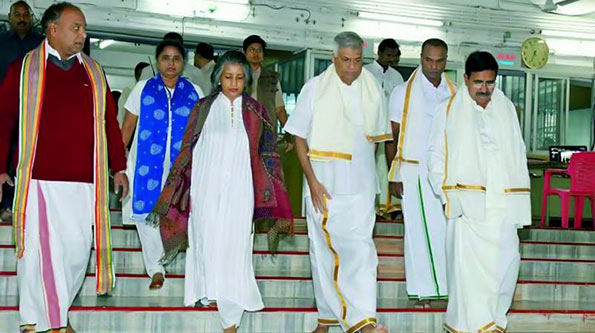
[0,2,128,332]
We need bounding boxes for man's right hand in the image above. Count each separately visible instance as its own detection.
[307,179,332,214]
[0,173,15,202]
[390,181,403,199]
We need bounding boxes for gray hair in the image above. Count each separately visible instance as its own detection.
[333,31,364,56]
[211,50,253,89]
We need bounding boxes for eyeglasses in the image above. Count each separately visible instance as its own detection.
[247,47,263,54]
[472,80,496,88]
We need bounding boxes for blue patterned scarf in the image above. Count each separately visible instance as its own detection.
[132,74,199,217]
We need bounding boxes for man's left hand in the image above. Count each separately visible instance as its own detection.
[284,141,294,153]
[278,134,294,153]
[114,172,129,201]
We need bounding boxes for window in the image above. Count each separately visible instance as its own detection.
[314,58,332,77]
[534,77,567,151]
[497,70,526,130]
[567,78,594,147]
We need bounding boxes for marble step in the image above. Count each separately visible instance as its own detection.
[1,272,593,303]
[518,227,595,244]
[0,296,594,332]
[1,246,594,283]
[4,220,595,245]
[4,227,594,261]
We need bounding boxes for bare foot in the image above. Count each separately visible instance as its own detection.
[149,273,164,290]
[361,323,389,333]
[414,299,431,309]
[20,325,35,333]
[0,209,12,222]
[223,324,237,333]
[311,324,330,333]
[66,324,77,333]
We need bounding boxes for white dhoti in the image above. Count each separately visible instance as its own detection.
[307,192,379,332]
[444,146,520,333]
[401,164,447,299]
[375,143,400,216]
[18,179,94,332]
[444,212,519,333]
[183,94,264,329]
[388,68,455,300]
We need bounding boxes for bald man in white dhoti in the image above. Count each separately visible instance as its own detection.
[387,39,456,306]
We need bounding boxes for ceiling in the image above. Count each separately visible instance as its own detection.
[2,0,594,57]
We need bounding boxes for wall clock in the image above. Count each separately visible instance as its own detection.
[521,37,549,69]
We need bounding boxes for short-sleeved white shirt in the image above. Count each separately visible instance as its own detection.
[364,61,404,99]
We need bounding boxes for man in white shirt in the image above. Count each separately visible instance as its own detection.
[364,38,404,98]
[364,38,404,217]
[387,38,456,307]
[427,51,531,333]
[193,42,215,95]
[284,31,389,333]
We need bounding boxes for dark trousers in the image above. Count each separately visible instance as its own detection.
[1,131,17,211]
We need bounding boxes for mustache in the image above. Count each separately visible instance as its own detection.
[476,92,491,97]
[17,21,27,26]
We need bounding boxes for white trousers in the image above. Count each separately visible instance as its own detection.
[134,221,165,278]
[307,192,379,332]
[123,195,165,278]
[401,168,448,299]
[17,180,94,332]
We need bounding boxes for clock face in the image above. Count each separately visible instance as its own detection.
[521,37,549,69]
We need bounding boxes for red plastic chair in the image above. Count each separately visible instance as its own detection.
[540,152,595,228]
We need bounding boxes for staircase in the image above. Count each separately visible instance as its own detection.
[1,212,594,332]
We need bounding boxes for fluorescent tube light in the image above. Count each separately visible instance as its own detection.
[358,11,443,27]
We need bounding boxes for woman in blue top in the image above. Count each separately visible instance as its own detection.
[121,39,203,289]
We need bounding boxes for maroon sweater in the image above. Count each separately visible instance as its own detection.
[0,57,126,182]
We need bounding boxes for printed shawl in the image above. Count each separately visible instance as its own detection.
[132,74,199,217]
[13,41,115,294]
[148,91,294,263]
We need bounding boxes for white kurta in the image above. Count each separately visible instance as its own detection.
[284,74,380,332]
[197,60,215,95]
[427,96,521,333]
[184,93,264,329]
[122,79,203,278]
[18,180,94,332]
[389,73,452,299]
[364,61,404,215]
